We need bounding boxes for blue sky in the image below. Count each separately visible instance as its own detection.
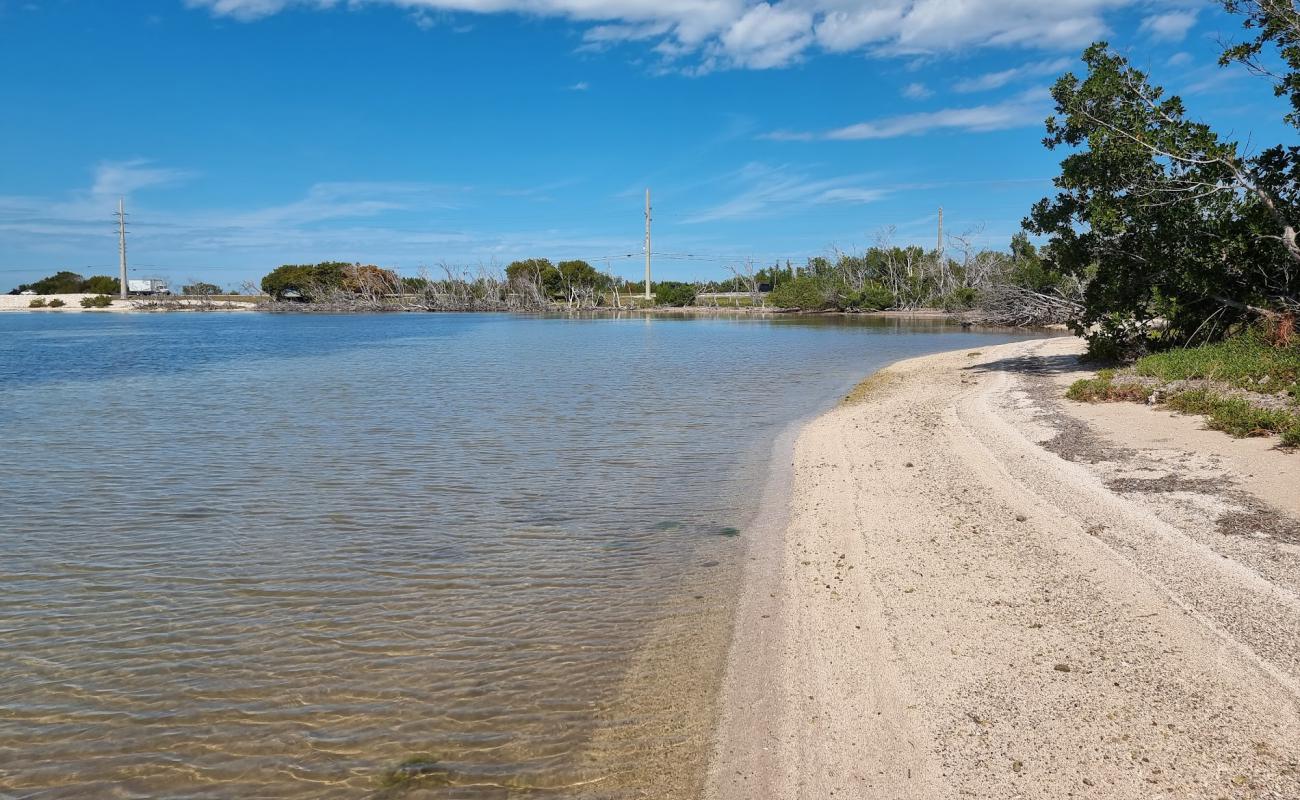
[0,0,1289,289]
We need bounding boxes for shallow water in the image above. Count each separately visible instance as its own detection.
[0,312,1039,798]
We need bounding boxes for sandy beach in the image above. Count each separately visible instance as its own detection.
[709,336,1300,799]
[0,294,256,312]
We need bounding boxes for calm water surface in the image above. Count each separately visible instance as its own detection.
[0,313,1039,798]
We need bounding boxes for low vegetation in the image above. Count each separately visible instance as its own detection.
[1132,331,1299,398]
[1067,330,1300,447]
[79,295,113,308]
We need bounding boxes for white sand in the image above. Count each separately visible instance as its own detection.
[709,336,1300,799]
[0,293,257,313]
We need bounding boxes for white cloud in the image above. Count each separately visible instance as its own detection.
[684,162,885,223]
[953,57,1071,93]
[1139,10,1197,43]
[187,0,1140,71]
[1166,50,1192,66]
[768,89,1048,140]
[91,159,196,196]
[570,80,590,90]
[902,81,932,99]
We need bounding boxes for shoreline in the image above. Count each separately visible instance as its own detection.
[0,294,257,313]
[708,337,1300,798]
[0,295,964,320]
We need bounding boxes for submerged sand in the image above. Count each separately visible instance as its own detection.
[709,336,1300,799]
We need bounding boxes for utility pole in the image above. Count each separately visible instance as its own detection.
[117,197,128,299]
[936,205,944,257]
[643,188,652,300]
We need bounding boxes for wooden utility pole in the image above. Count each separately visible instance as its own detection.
[117,197,128,299]
[643,188,652,300]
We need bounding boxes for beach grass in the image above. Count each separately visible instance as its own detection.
[1133,332,1300,397]
[1067,332,1300,446]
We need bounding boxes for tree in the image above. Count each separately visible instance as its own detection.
[182,281,221,296]
[14,271,86,294]
[260,262,349,300]
[654,281,697,307]
[82,275,120,294]
[1027,41,1300,351]
[769,275,832,310]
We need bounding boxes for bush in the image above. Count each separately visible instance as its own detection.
[81,275,120,294]
[654,281,697,307]
[80,295,112,308]
[1165,390,1297,438]
[28,297,46,308]
[1133,331,1299,397]
[182,281,221,296]
[768,276,831,310]
[1283,421,1300,447]
[1064,373,1147,402]
[938,287,980,311]
[844,283,894,311]
[46,298,65,308]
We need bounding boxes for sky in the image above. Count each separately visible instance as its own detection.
[0,0,1291,289]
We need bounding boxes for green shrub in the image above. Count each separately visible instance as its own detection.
[28,297,46,308]
[1166,390,1297,438]
[768,276,830,309]
[46,298,65,308]
[1065,375,1147,402]
[1133,331,1300,396]
[1282,421,1300,447]
[654,281,697,307]
[81,275,120,294]
[938,287,980,311]
[844,283,894,311]
[80,294,112,308]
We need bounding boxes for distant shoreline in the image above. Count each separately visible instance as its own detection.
[1,294,964,320]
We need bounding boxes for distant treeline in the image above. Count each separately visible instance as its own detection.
[9,271,121,295]
[8,272,226,297]
[245,234,1073,319]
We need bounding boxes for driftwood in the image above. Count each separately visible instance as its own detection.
[975,284,1084,327]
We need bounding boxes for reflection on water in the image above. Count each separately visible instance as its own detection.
[0,312,1038,797]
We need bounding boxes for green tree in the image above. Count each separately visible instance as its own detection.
[769,275,832,309]
[182,282,221,296]
[1027,41,1300,350]
[82,275,120,294]
[654,281,697,306]
[18,271,86,294]
[260,262,349,301]
[505,258,558,297]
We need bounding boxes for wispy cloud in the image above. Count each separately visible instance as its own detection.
[187,0,1140,72]
[569,80,590,91]
[684,162,886,223]
[91,159,196,197]
[1139,10,1198,43]
[902,82,933,100]
[765,89,1048,141]
[953,57,1072,93]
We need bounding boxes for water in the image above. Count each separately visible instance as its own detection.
[0,312,1040,798]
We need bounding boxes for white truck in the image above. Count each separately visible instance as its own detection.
[127,279,170,296]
